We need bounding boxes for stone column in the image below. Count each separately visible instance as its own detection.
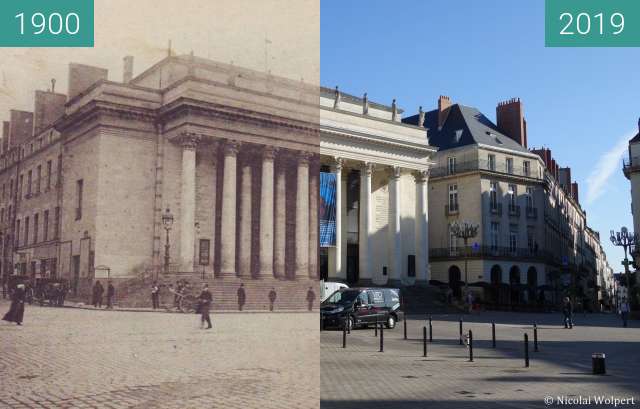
[358,162,373,284]
[308,157,319,279]
[295,153,310,279]
[415,170,429,284]
[332,159,345,280]
[178,133,200,271]
[259,146,276,278]
[220,141,239,276]
[389,166,403,286]
[274,154,287,278]
[238,154,252,277]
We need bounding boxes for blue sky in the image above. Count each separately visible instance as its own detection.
[321,0,640,271]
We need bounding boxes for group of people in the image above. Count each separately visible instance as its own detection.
[561,296,632,328]
[91,280,116,309]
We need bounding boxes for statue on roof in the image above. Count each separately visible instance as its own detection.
[418,106,425,128]
[363,93,369,115]
[333,86,341,109]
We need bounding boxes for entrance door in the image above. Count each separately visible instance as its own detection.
[346,244,359,284]
[448,265,462,299]
[72,255,80,295]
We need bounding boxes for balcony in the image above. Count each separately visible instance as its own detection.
[430,159,541,180]
[623,157,640,179]
[508,204,520,218]
[526,206,538,219]
[430,245,548,262]
[489,203,502,216]
[445,204,459,216]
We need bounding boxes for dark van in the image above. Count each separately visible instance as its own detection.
[321,287,402,331]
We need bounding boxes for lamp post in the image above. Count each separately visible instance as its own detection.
[610,227,637,306]
[450,220,480,294]
[162,208,174,275]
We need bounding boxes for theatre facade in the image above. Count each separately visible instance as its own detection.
[319,88,436,286]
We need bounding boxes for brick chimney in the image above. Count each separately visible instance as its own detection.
[9,110,34,148]
[571,182,579,203]
[496,98,527,147]
[123,56,134,84]
[437,95,452,129]
[68,63,108,99]
[559,167,572,191]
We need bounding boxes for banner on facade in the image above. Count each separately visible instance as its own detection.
[320,172,336,247]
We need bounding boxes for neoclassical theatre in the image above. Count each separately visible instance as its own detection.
[0,54,320,306]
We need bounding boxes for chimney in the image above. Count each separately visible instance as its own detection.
[34,89,67,135]
[9,110,34,148]
[571,182,579,203]
[559,167,572,191]
[550,158,557,180]
[437,95,452,129]
[123,56,134,84]
[2,121,9,154]
[68,63,108,100]
[496,98,527,147]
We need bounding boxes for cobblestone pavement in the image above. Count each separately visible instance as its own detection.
[0,300,319,409]
[321,312,640,409]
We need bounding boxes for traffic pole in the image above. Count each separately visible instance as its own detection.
[533,323,539,352]
[524,333,530,367]
[423,326,427,357]
[342,320,347,348]
[492,322,496,348]
[379,323,384,352]
[469,330,474,362]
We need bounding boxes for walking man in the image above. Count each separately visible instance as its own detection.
[562,296,573,329]
[106,281,115,309]
[237,283,246,311]
[620,298,630,328]
[2,283,26,325]
[306,287,316,312]
[92,281,104,308]
[151,282,160,310]
[198,284,213,329]
[268,288,277,312]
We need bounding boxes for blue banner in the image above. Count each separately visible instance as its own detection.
[320,172,336,247]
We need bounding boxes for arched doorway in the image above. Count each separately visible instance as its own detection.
[509,266,521,305]
[490,265,502,304]
[448,265,462,299]
[527,267,537,304]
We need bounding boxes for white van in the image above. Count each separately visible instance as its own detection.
[321,280,349,302]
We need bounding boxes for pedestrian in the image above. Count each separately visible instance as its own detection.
[198,284,213,329]
[620,298,630,328]
[306,287,316,311]
[562,296,573,329]
[59,281,68,306]
[466,291,474,314]
[92,281,101,308]
[106,281,115,309]
[94,280,104,308]
[151,281,160,310]
[237,283,246,311]
[268,287,277,312]
[2,283,26,326]
[173,281,181,310]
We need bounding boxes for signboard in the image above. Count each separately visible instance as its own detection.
[320,172,336,247]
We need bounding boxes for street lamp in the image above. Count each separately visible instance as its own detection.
[162,208,174,274]
[610,226,637,304]
[450,220,480,294]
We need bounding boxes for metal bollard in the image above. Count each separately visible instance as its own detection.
[459,318,463,345]
[342,321,347,348]
[492,322,496,348]
[469,330,474,362]
[346,316,351,334]
[423,326,427,357]
[379,323,384,352]
[429,315,433,343]
[404,312,407,340]
[533,323,539,352]
[524,333,530,367]
[374,318,378,337]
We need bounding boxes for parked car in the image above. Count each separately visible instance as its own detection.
[321,287,402,331]
[320,281,349,302]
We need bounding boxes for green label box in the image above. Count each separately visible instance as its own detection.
[0,0,94,47]
[546,0,640,47]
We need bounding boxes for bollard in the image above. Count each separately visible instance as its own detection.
[429,315,433,343]
[342,320,347,348]
[346,316,351,334]
[524,333,530,367]
[469,330,474,362]
[533,323,539,352]
[379,323,384,352]
[492,322,496,348]
[592,353,606,375]
[404,312,407,340]
[374,318,378,337]
[459,318,463,345]
[423,326,427,357]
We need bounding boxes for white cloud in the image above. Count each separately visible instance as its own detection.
[585,130,636,205]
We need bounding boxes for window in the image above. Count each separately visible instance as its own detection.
[18,174,23,200]
[527,229,536,254]
[15,219,20,246]
[449,227,458,255]
[489,181,498,210]
[447,157,457,175]
[0,208,3,224]
[523,161,530,177]
[33,213,39,244]
[24,216,29,246]
[508,184,517,208]
[506,158,514,174]
[36,165,42,194]
[526,187,534,209]
[27,170,32,196]
[488,154,496,171]
[199,239,210,265]
[76,179,83,220]
[54,207,60,239]
[490,222,499,250]
[57,156,62,186]
[509,226,518,253]
[43,210,49,241]
[46,160,52,189]
[448,184,459,212]
[9,179,13,198]
[1,183,4,200]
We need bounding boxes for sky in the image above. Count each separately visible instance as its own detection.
[321,0,640,272]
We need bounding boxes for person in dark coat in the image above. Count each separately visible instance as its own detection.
[268,288,277,312]
[2,283,26,325]
[306,287,316,311]
[562,297,573,329]
[58,282,68,306]
[198,284,212,329]
[93,281,104,308]
[106,281,115,309]
[151,282,160,310]
[237,283,246,311]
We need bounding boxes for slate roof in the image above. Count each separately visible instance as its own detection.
[403,103,530,154]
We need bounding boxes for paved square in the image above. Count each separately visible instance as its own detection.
[321,312,640,409]
[0,301,319,409]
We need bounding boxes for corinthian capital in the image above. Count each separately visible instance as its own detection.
[177,132,201,150]
[413,169,430,184]
[224,140,240,156]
